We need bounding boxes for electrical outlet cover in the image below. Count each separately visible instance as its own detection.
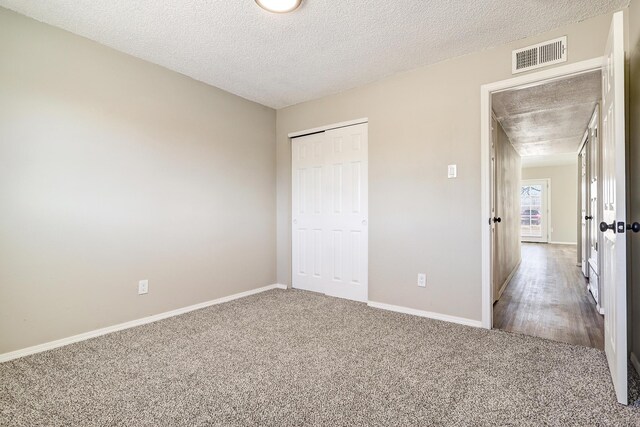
[418,274,426,287]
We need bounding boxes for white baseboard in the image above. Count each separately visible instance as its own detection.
[631,352,640,378]
[497,258,521,301]
[0,284,287,364]
[549,241,577,245]
[367,301,482,328]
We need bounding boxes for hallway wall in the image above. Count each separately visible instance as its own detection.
[493,119,521,301]
[522,163,578,244]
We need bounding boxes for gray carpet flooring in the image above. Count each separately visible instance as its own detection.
[1,289,639,426]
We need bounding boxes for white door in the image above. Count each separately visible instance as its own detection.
[323,124,368,301]
[491,118,499,302]
[520,179,549,243]
[589,107,600,273]
[291,131,326,295]
[291,123,368,302]
[580,143,589,277]
[600,11,627,405]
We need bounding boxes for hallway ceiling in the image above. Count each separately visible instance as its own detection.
[492,70,602,157]
[0,1,626,109]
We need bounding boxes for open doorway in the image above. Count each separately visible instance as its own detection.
[481,13,631,405]
[489,70,604,349]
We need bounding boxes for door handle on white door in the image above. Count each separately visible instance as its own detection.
[293,219,298,225]
[362,219,368,226]
[627,222,640,233]
[599,221,615,232]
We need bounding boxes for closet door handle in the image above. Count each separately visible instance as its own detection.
[585,216,593,220]
[492,217,502,223]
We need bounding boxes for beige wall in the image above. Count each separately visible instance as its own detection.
[2,3,635,355]
[276,12,616,321]
[522,164,578,244]
[493,120,521,301]
[629,0,640,367]
[0,9,276,354]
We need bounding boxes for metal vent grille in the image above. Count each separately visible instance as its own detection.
[512,36,567,74]
[516,48,538,70]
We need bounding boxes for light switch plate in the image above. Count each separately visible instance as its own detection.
[448,164,457,178]
[138,280,149,295]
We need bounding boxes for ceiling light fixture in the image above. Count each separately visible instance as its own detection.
[255,0,302,13]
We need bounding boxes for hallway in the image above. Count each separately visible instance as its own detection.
[493,243,604,349]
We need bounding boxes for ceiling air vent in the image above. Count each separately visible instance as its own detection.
[512,36,567,74]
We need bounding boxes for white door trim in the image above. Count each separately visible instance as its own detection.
[288,118,369,138]
[480,57,604,329]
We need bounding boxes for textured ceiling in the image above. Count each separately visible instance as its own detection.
[0,1,627,108]
[492,70,601,157]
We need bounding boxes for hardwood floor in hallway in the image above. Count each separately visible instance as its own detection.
[493,243,604,350]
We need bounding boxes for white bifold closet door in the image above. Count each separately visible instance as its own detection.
[291,123,368,302]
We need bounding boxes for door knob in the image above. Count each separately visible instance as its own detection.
[492,217,502,223]
[362,219,368,226]
[293,219,298,225]
[600,221,615,232]
[585,215,593,220]
[627,222,640,233]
